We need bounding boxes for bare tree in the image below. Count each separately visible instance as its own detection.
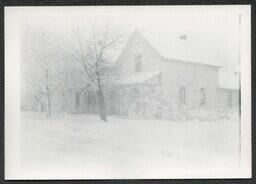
[22,28,65,117]
[66,25,123,122]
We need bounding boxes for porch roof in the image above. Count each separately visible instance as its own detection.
[117,70,161,86]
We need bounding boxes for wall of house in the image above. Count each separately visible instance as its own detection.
[115,31,220,110]
[160,60,219,108]
[217,89,239,109]
[66,31,221,115]
[115,31,163,75]
[67,89,99,114]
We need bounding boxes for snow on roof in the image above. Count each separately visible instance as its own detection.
[118,71,161,86]
[218,70,239,90]
[130,30,221,67]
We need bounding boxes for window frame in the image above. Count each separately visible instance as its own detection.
[200,88,206,106]
[75,92,80,107]
[134,53,142,73]
[179,86,186,105]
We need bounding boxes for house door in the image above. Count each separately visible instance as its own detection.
[89,92,97,114]
[179,86,186,106]
[84,92,90,113]
[109,90,116,114]
[84,92,97,114]
[75,92,80,112]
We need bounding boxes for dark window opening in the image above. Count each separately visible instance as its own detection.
[135,61,142,72]
[86,92,97,113]
[135,54,142,72]
[110,91,116,114]
[200,88,206,105]
[179,86,186,105]
[75,92,80,107]
[86,92,91,107]
[110,91,116,102]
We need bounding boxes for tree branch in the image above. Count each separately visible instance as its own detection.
[33,94,44,106]
[92,25,98,59]
[50,80,63,93]
[76,30,97,82]
[25,78,46,95]
[96,35,122,67]
[56,46,81,62]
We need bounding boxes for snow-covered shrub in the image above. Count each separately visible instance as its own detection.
[128,86,239,121]
[128,87,186,120]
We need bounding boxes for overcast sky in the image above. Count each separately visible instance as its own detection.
[15,5,250,71]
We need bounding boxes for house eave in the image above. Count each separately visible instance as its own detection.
[162,56,222,68]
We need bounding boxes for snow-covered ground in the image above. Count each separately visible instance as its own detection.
[20,111,240,179]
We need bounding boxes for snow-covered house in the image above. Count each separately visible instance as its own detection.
[70,30,239,115]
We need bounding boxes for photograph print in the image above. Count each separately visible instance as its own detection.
[5,5,251,179]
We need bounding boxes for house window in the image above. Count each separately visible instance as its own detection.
[135,61,142,72]
[228,91,233,107]
[90,93,97,113]
[109,90,116,114]
[135,54,142,72]
[86,92,91,107]
[86,92,97,113]
[75,92,80,107]
[200,88,206,105]
[110,91,116,102]
[179,86,186,105]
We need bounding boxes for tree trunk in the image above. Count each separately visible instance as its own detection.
[97,78,107,122]
[97,89,107,122]
[34,95,44,112]
[46,90,52,117]
[45,69,52,117]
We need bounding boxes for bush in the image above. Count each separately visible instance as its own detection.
[128,87,185,120]
[128,87,239,121]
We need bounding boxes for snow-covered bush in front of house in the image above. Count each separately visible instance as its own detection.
[128,87,239,121]
[128,87,185,120]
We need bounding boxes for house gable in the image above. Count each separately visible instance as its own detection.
[115,30,220,75]
[115,30,164,75]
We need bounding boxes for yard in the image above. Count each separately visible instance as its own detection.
[20,111,240,179]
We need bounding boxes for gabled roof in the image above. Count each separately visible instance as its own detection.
[117,71,161,86]
[127,30,221,67]
[117,31,239,89]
